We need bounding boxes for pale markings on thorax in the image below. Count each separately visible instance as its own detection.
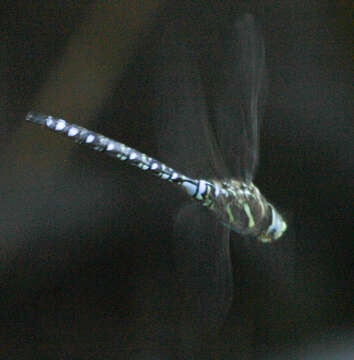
[243,203,255,228]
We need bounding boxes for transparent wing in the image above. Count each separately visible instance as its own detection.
[152,19,233,334]
[172,203,233,334]
[214,14,267,183]
[153,19,227,180]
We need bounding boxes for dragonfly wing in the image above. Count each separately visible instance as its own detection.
[153,19,227,180]
[153,19,232,336]
[172,203,233,334]
[214,14,267,183]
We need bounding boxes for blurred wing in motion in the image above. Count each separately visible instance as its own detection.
[153,18,233,335]
[153,20,227,180]
[214,13,267,183]
[173,203,233,336]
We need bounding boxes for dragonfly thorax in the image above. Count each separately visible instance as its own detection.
[185,178,286,243]
[212,180,270,238]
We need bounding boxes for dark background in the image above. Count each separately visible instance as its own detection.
[0,0,352,358]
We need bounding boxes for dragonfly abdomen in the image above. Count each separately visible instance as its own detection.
[26,112,193,184]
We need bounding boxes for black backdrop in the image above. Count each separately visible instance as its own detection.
[0,1,352,358]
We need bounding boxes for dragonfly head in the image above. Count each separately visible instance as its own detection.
[257,204,287,243]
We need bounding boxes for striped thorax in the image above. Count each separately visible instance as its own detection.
[179,178,286,243]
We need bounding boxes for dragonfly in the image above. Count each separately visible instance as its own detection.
[25,13,286,337]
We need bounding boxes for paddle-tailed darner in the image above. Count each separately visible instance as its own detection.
[25,14,286,244]
[25,15,287,345]
[26,108,286,243]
